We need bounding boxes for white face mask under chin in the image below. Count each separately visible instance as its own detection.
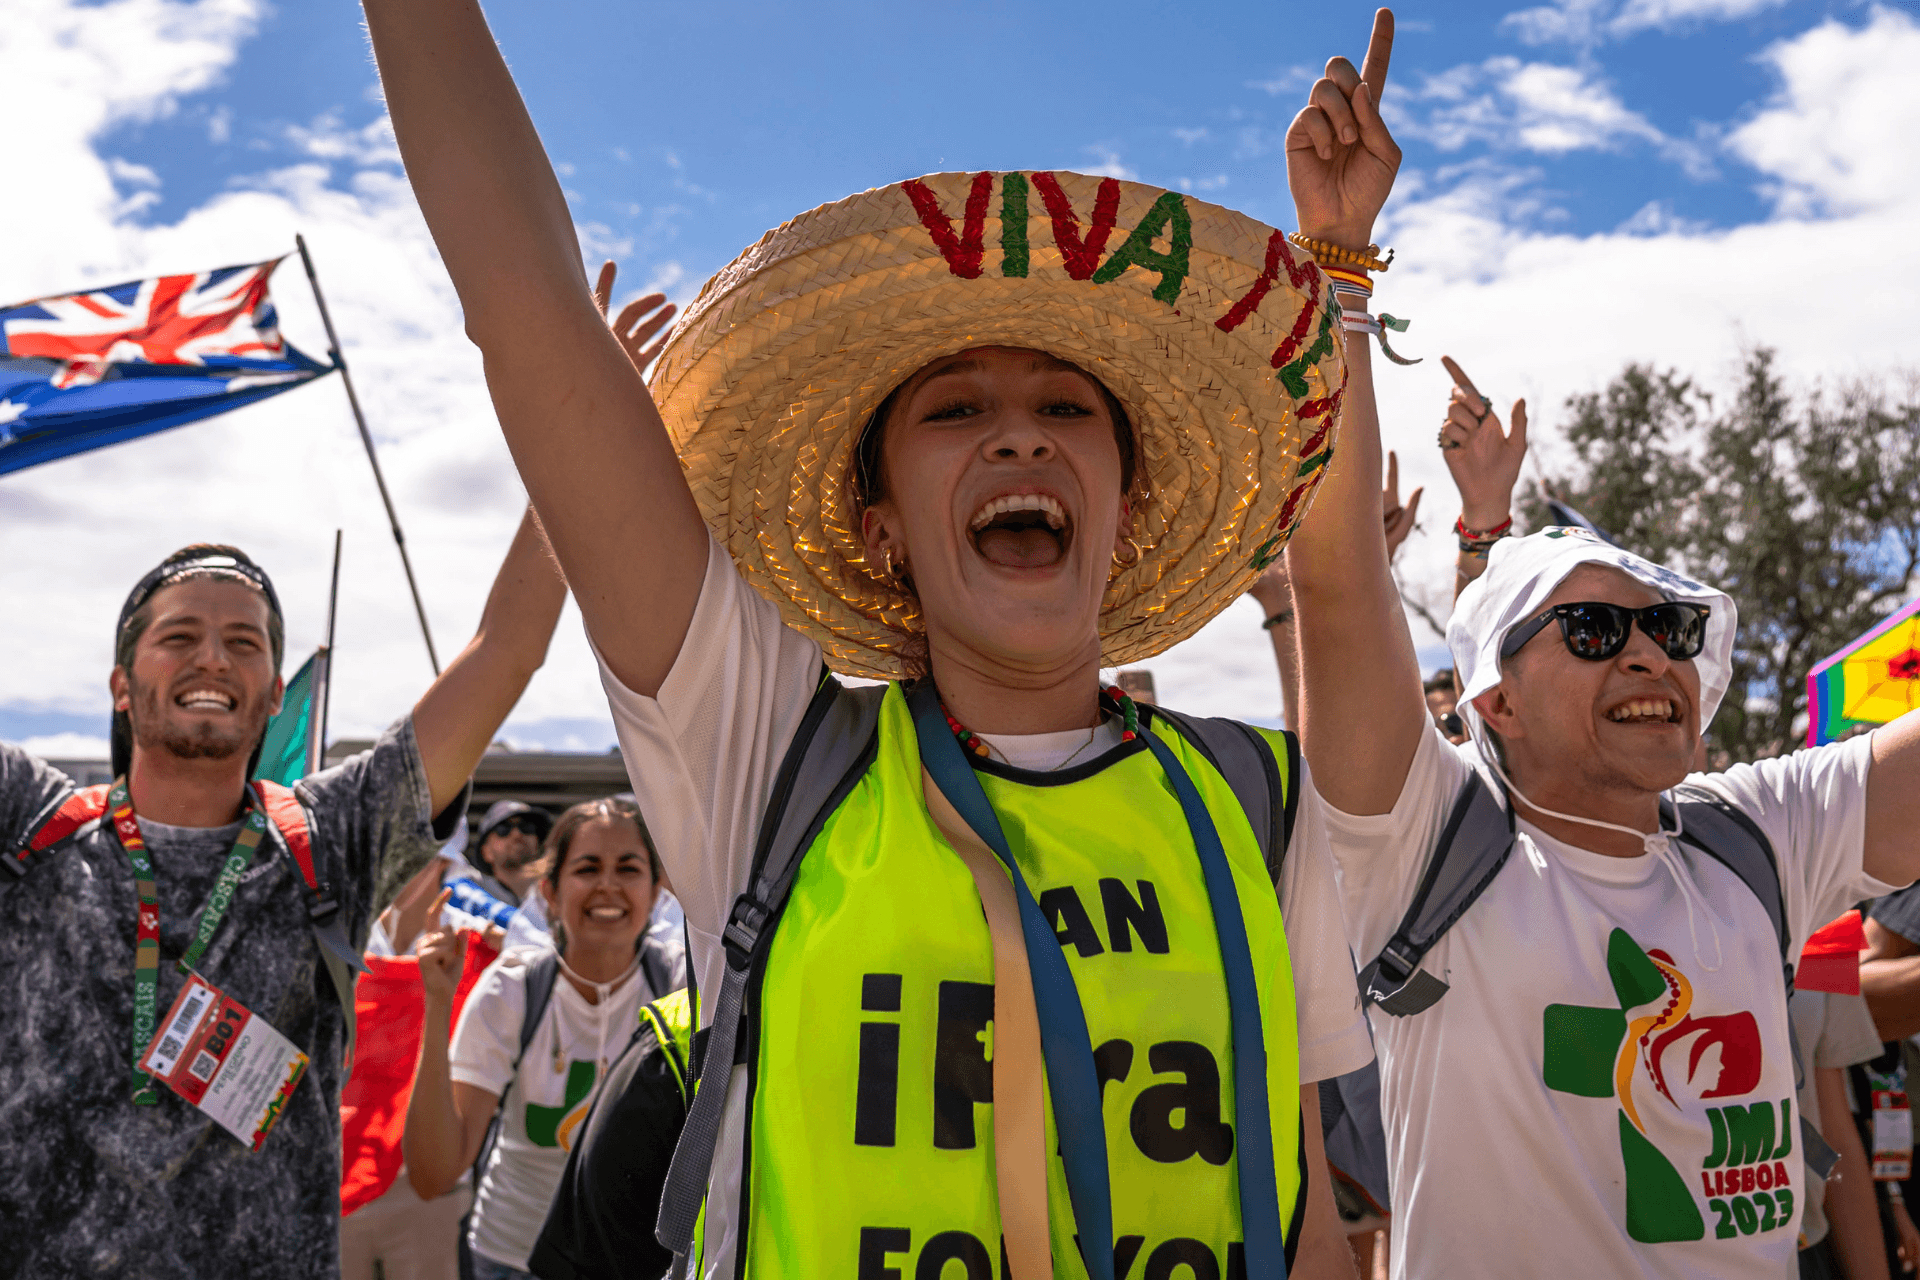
[1485,753,1723,973]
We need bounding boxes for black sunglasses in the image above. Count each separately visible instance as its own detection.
[1500,600,1711,663]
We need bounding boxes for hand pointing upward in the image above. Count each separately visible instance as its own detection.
[1288,8,1403,254]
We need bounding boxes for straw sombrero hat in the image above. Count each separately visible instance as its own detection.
[651,169,1347,679]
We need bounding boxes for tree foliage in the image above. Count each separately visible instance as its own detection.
[1521,349,1920,763]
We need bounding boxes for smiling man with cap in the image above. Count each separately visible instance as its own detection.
[0,506,569,1280]
[1284,358,1920,1276]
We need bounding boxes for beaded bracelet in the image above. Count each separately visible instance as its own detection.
[1455,515,1514,541]
[1288,232,1394,273]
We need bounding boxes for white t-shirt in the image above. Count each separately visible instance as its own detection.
[1324,721,1889,1280]
[449,945,658,1269]
[596,536,1371,1280]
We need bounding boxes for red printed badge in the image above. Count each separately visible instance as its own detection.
[142,974,309,1151]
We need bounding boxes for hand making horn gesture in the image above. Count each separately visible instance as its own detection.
[1287,8,1402,252]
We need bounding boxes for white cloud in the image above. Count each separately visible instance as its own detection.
[20,732,114,759]
[1726,6,1920,217]
[1080,145,1139,180]
[1504,0,1791,45]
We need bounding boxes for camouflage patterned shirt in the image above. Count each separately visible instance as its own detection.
[0,719,449,1279]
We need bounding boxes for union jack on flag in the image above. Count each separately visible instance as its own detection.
[0,257,332,477]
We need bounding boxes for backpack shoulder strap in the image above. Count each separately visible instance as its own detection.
[655,671,885,1263]
[1669,783,1788,972]
[1146,706,1293,881]
[1666,784,1841,1180]
[518,952,560,1058]
[638,931,686,1003]
[4,783,109,883]
[253,780,367,1062]
[469,951,561,1196]
[1360,770,1518,1017]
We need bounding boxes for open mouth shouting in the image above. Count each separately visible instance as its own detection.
[174,686,239,714]
[1604,696,1683,726]
[968,491,1072,569]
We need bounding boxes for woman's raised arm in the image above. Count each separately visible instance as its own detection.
[362,0,707,696]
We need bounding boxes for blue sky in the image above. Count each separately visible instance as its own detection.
[111,0,1852,269]
[3,0,1917,753]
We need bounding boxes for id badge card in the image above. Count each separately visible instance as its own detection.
[1873,1088,1914,1181]
[141,973,309,1152]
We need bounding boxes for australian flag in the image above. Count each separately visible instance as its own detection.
[0,257,332,477]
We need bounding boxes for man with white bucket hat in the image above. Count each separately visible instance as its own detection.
[1285,357,1920,1277]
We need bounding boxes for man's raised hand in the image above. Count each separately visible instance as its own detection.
[1287,8,1402,252]
[592,260,676,375]
[1437,355,1528,531]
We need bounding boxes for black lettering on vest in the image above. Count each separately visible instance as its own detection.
[1225,1243,1246,1280]
[1144,1238,1219,1280]
[1115,1235,1147,1278]
[1129,1041,1234,1165]
[1100,879,1169,954]
[934,980,995,1149]
[856,972,904,1147]
[864,973,904,1012]
[1094,1039,1135,1100]
[859,1227,912,1280]
[1041,885,1106,957]
[915,1230,993,1279]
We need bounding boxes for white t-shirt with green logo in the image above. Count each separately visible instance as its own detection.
[1324,723,1888,1280]
[450,945,657,1269]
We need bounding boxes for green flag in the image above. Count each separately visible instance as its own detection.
[256,651,327,785]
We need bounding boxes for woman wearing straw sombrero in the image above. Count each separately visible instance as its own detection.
[365,3,1407,1276]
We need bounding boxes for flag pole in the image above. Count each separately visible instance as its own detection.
[307,529,343,777]
[294,234,441,675]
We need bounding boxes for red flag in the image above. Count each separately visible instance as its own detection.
[340,931,501,1215]
[1797,910,1867,996]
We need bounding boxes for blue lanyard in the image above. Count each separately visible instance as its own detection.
[908,684,1287,1278]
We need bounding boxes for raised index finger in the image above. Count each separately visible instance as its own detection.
[1359,8,1395,97]
[1440,354,1483,405]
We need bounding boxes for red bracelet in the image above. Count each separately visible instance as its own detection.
[1455,514,1513,542]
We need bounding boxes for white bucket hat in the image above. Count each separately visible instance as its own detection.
[1448,527,1738,757]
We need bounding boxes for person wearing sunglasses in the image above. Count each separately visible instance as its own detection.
[1281,353,1920,1277]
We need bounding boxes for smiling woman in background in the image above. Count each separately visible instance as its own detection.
[404,797,686,1280]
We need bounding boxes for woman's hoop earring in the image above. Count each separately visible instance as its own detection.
[1113,535,1142,570]
[882,548,909,582]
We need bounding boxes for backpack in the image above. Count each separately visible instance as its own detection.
[1326,771,1835,1214]
[652,674,1301,1270]
[528,989,698,1280]
[5,779,365,1059]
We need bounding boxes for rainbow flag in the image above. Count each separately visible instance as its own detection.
[1807,596,1920,746]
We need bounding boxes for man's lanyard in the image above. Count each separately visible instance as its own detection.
[106,778,269,1104]
[907,685,1288,1280]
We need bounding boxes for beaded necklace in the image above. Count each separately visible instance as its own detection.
[940,685,1141,762]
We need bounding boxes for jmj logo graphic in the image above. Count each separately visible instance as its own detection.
[1542,929,1784,1244]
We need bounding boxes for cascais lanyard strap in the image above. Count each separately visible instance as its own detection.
[907,685,1288,1280]
[106,778,269,1104]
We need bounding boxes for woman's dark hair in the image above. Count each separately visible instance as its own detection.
[541,796,661,889]
[850,357,1141,510]
[538,796,661,955]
